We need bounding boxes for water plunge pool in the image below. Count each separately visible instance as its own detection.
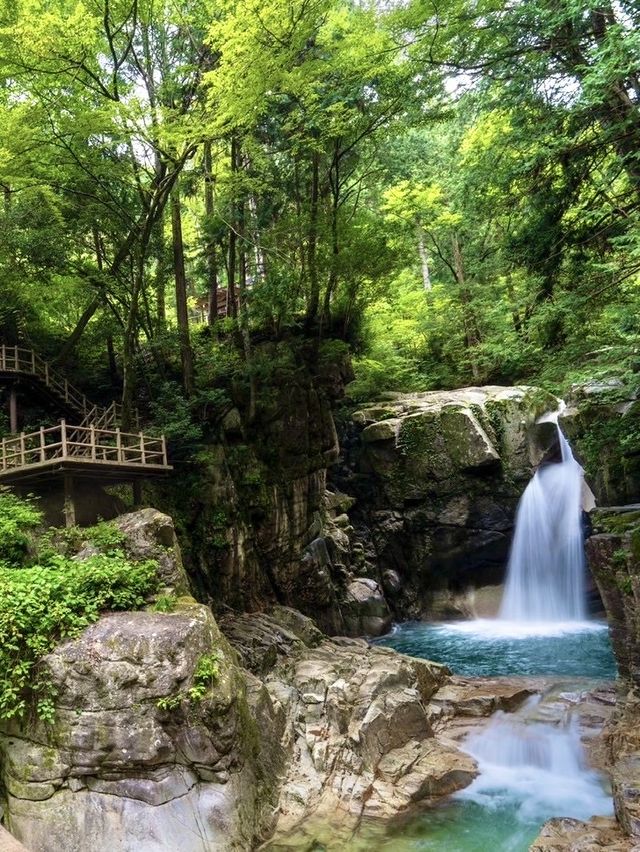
[375,618,616,679]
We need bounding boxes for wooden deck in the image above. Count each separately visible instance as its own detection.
[0,420,171,484]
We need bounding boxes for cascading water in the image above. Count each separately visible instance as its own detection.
[372,405,615,852]
[499,419,586,622]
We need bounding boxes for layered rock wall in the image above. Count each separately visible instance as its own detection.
[333,386,558,618]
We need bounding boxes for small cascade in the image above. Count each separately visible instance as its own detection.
[457,700,612,828]
[499,417,587,622]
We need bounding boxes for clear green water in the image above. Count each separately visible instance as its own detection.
[375,619,617,679]
[271,620,617,851]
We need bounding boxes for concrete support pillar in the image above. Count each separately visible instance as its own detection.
[63,475,76,528]
[8,386,17,434]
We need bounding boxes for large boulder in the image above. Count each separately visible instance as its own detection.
[334,385,558,617]
[0,511,273,852]
[220,609,476,841]
[560,379,640,505]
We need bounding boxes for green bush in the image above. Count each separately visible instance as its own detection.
[0,489,43,565]
[0,554,158,722]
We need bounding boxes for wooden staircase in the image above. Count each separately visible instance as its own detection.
[0,344,118,424]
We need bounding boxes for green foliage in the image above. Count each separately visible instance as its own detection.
[0,490,43,566]
[0,554,157,722]
[86,521,127,555]
[153,594,178,613]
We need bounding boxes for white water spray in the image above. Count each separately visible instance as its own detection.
[456,699,612,826]
[499,417,587,622]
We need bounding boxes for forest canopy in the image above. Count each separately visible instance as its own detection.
[0,0,639,414]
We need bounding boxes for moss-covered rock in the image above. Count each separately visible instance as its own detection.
[0,515,275,852]
[338,385,559,617]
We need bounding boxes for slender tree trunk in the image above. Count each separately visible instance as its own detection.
[121,257,143,428]
[322,141,340,322]
[506,274,523,336]
[203,141,219,330]
[227,137,239,319]
[305,149,320,324]
[155,214,167,330]
[236,151,256,422]
[106,334,118,386]
[451,231,481,381]
[171,183,195,396]
[417,226,431,291]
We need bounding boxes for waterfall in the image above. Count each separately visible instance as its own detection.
[499,419,587,622]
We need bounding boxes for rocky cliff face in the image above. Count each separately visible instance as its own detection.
[157,368,559,634]
[333,386,558,618]
[153,339,372,636]
[561,507,640,850]
[560,379,640,506]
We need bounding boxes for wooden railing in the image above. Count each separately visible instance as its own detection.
[0,344,95,416]
[0,420,168,473]
[0,345,134,429]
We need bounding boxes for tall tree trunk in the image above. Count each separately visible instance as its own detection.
[417,226,431,291]
[155,214,167,330]
[203,141,219,329]
[121,256,143,428]
[227,137,239,319]
[305,149,320,324]
[236,151,256,422]
[451,231,481,381]
[171,183,195,397]
[322,141,340,323]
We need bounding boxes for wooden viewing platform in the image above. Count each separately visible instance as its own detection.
[0,420,170,483]
[0,343,171,525]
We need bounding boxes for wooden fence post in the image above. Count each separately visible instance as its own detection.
[61,420,67,457]
[63,475,76,528]
[139,432,145,464]
[162,436,168,467]
[116,427,122,462]
[19,432,25,466]
[9,386,18,434]
[39,427,45,462]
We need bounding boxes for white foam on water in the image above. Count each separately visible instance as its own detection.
[438,618,607,640]
[455,706,613,826]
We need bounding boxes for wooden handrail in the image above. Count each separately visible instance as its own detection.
[0,421,169,473]
[0,344,137,429]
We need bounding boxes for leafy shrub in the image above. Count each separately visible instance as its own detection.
[0,489,42,565]
[0,554,158,722]
[86,521,127,555]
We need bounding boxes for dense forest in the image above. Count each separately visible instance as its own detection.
[1,0,639,425]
